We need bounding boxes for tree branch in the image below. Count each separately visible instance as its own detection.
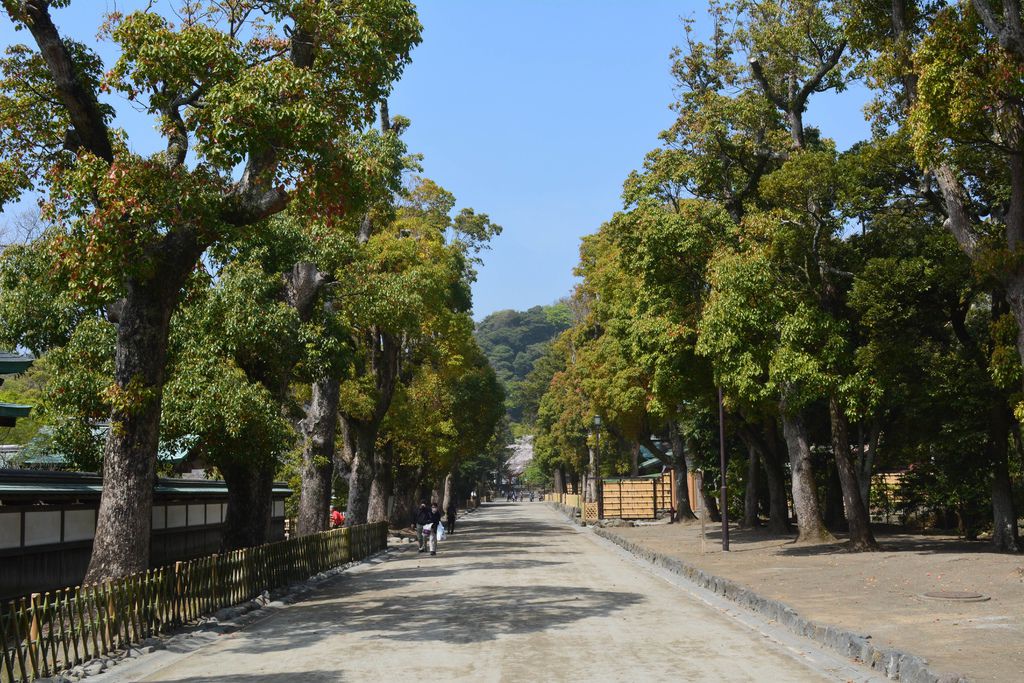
[796,41,847,108]
[14,0,113,162]
[972,0,1024,57]
[934,163,981,258]
[748,57,786,110]
[162,101,188,168]
[284,261,328,322]
[221,23,318,226]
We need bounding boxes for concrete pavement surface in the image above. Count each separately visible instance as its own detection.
[118,503,881,682]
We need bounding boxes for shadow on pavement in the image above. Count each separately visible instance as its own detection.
[226,583,643,653]
[689,522,1003,556]
[145,672,342,682]
[170,504,629,660]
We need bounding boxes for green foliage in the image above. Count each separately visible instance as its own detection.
[0,359,47,444]
[530,0,1024,540]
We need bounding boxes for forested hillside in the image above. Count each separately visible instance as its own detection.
[475,303,571,423]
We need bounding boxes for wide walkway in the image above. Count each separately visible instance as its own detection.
[127,503,869,682]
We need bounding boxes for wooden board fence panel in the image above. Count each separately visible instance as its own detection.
[601,471,675,520]
[0,522,387,683]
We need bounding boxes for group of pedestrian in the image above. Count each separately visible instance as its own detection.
[326,499,456,556]
[411,500,457,555]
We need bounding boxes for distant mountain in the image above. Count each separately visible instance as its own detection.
[475,302,571,423]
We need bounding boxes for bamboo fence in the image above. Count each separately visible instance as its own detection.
[602,472,675,520]
[0,522,387,683]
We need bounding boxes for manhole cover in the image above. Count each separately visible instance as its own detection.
[921,591,990,602]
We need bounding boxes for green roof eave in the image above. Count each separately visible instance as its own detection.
[0,480,104,496]
[0,353,33,375]
[0,469,293,499]
[0,403,31,418]
[154,481,293,497]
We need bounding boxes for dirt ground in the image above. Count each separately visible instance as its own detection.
[603,521,1024,682]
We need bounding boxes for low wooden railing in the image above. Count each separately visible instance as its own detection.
[0,522,388,683]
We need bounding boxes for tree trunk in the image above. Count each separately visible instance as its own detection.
[743,441,760,528]
[342,416,377,526]
[630,441,641,476]
[856,420,879,512]
[221,459,274,550]
[85,268,190,583]
[751,416,791,534]
[586,446,598,503]
[367,441,394,524]
[1004,210,1024,368]
[297,376,340,536]
[701,485,721,523]
[342,325,398,524]
[825,461,844,530]
[667,423,696,520]
[780,406,835,544]
[442,471,455,515]
[829,397,878,550]
[989,396,1020,552]
[390,464,422,528]
[554,468,565,495]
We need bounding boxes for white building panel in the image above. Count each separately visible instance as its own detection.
[63,509,95,542]
[167,505,186,528]
[0,512,20,549]
[24,510,61,546]
[187,504,205,526]
[152,505,166,530]
[205,503,222,524]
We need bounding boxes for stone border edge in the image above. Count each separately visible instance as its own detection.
[588,526,968,683]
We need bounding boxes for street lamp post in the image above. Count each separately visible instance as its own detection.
[593,415,603,519]
[718,387,730,551]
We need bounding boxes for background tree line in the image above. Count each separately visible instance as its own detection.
[530,0,1024,552]
[0,0,505,583]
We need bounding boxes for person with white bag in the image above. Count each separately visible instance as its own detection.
[411,500,444,555]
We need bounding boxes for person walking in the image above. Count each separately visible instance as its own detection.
[426,502,442,555]
[412,500,432,553]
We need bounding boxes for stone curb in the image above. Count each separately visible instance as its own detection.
[590,527,968,683]
[40,548,393,683]
[547,501,583,525]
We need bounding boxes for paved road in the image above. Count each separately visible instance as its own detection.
[125,503,872,682]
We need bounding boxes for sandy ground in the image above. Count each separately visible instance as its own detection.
[104,503,883,683]
[603,520,1024,682]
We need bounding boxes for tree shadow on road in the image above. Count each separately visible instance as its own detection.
[224,582,644,654]
[145,671,342,682]
[430,543,582,559]
[355,558,573,584]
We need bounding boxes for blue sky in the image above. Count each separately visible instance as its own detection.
[0,1,873,319]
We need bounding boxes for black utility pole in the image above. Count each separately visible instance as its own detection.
[718,386,730,551]
[594,415,604,519]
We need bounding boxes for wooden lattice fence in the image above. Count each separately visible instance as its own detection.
[0,522,387,683]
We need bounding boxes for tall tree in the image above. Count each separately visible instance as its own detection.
[0,1,420,580]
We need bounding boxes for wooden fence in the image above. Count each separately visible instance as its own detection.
[601,471,675,520]
[545,493,581,509]
[0,522,387,683]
